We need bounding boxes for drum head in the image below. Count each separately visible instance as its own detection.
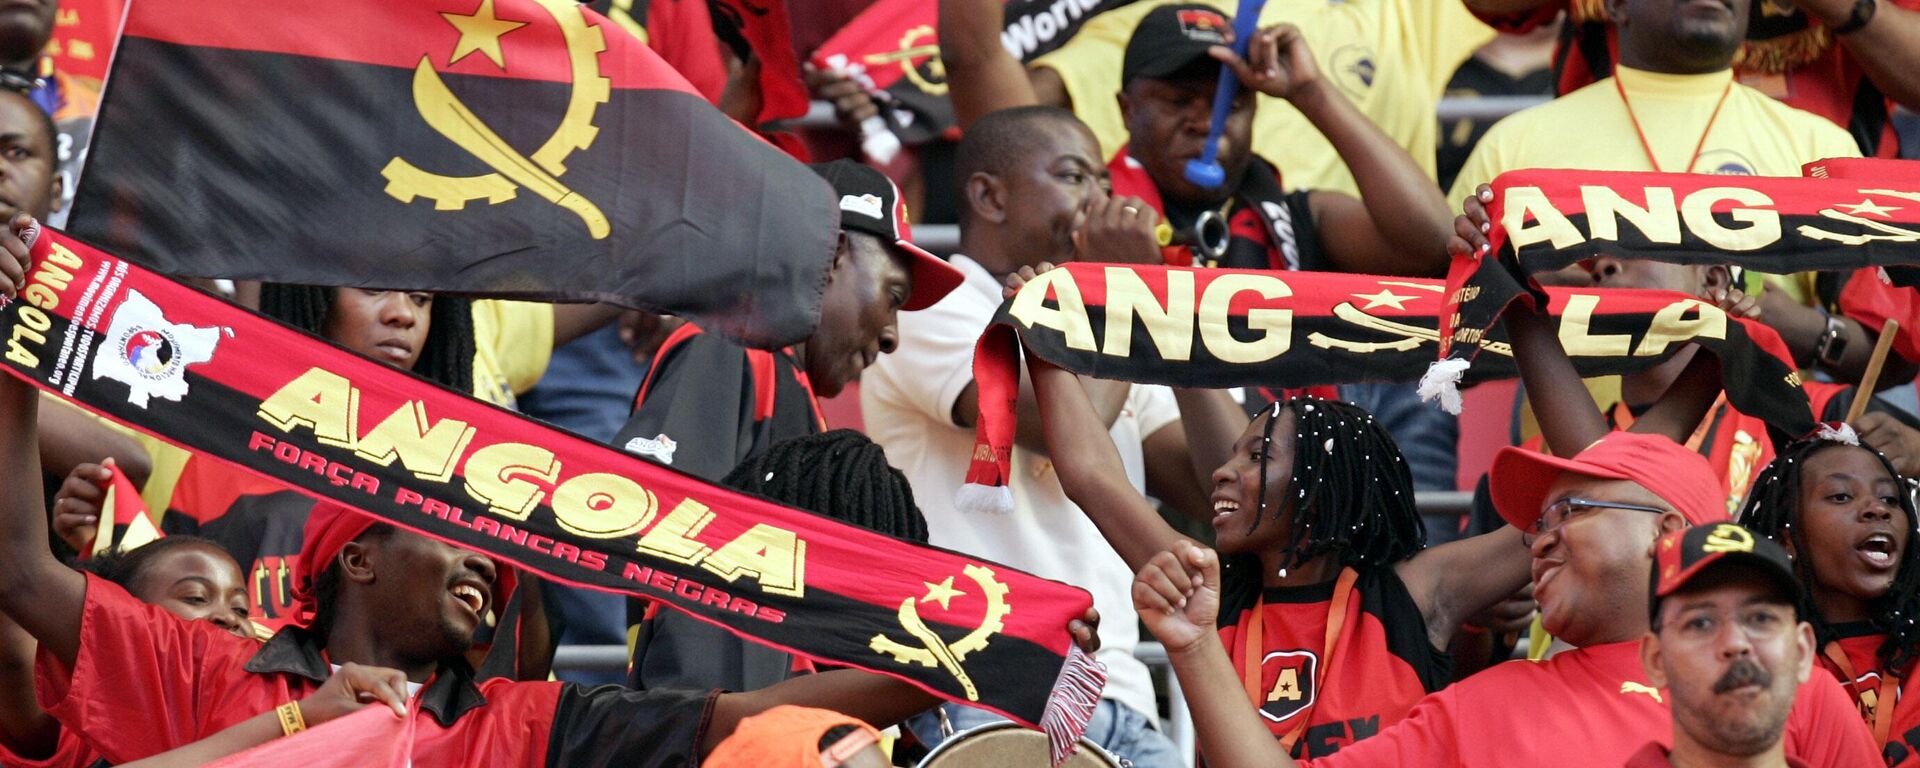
[918,722,1120,767]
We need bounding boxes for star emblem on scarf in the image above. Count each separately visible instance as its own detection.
[1841,198,1902,218]
[1352,288,1417,311]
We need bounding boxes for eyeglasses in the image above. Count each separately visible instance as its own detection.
[1523,497,1670,545]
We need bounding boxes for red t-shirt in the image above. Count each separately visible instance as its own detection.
[1297,640,1879,766]
[1216,566,1449,758]
[1476,0,1916,156]
[34,574,716,767]
[1818,623,1920,765]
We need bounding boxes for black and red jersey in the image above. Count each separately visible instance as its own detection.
[1215,566,1449,758]
[613,323,825,694]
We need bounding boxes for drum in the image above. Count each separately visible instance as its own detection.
[918,722,1125,767]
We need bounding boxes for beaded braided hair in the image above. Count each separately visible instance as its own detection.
[1222,397,1427,609]
[1740,433,1920,673]
[258,284,475,394]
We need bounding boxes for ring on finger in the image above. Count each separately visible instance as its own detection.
[1121,206,1140,216]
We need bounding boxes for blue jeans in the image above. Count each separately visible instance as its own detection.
[908,699,1184,767]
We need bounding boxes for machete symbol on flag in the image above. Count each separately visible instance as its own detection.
[383,0,613,239]
[71,0,837,350]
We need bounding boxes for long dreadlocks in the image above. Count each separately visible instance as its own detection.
[720,430,930,543]
[1223,397,1427,608]
[1741,434,1920,674]
[258,284,475,394]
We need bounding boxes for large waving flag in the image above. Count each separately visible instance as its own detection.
[69,0,836,350]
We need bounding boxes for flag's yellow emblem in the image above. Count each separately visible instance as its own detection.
[382,0,612,239]
[869,564,1010,701]
[864,25,945,96]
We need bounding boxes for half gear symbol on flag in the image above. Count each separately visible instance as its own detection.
[90,288,226,408]
[381,0,614,238]
[869,563,1010,701]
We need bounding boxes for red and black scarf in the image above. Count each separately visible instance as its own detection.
[0,231,1103,761]
[1437,166,1920,409]
[959,263,1810,508]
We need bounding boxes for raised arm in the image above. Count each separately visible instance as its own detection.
[1452,186,1608,455]
[1214,25,1452,277]
[0,214,87,668]
[939,0,1039,129]
[1136,542,1300,768]
[1030,349,1194,573]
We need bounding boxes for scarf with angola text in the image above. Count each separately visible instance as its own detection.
[1432,166,1920,408]
[0,230,1104,764]
[956,263,1809,512]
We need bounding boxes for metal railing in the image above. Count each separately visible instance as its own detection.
[783,95,1548,130]
[547,492,1476,766]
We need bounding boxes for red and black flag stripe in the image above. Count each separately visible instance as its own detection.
[958,264,1812,507]
[1438,166,1920,381]
[0,231,1105,754]
[69,0,835,350]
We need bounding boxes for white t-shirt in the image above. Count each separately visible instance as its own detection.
[861,255,1176,723]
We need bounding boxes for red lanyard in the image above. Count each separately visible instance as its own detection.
[1240,568,1358,754]
[1615,75,1734,174]
[1823,641,1901,747]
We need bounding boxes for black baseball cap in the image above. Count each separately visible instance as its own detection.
[1122,4,1234,85]
[809,159,963,311]
[1649,523,1801,625]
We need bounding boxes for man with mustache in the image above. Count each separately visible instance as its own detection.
[1630,523,1819,767]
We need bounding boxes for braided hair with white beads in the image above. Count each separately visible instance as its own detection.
[1222,396,1427,609]
[1741,431,1920,674]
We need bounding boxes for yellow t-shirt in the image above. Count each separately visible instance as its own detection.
[470,299,555,409]
[1451,66,1859,439]
[1032,0,1492,196]
[1447,66,1862,206]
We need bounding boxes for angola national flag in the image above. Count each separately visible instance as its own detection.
[69,0,836,350]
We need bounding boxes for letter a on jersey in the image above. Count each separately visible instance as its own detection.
[1259,649,1320,723]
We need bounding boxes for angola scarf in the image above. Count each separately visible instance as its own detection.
[1432,166,1920,413]
[0,230,1104,763]
[957,263,1807,513]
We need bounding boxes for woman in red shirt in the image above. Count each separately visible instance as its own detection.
[1743,426,1920,764]
[1026,319,1533,759]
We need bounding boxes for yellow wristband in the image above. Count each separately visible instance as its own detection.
[276,701,306,737]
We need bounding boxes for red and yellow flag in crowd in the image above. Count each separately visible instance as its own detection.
[70,0,836,350]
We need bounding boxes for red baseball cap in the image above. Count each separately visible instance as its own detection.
[1490,431,1728,532]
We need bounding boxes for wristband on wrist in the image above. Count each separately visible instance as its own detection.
[1835,0,1878,35]
[276,701,307,737]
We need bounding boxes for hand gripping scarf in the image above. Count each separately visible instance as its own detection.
[959,263,1808,512]
[0,230,1104,764]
